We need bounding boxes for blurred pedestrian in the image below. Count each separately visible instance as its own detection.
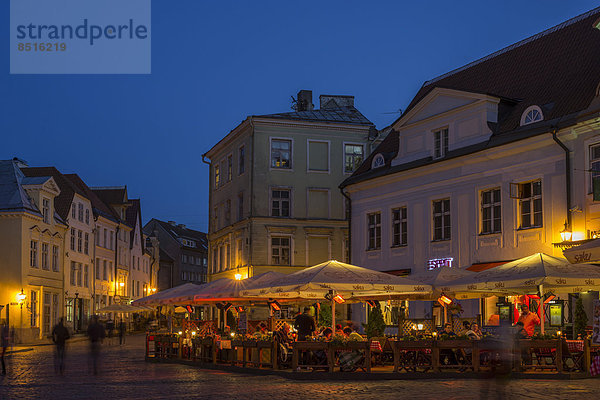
[1,322,9,375]
[87,315,106,375]
[51,318,70,374]
[118,319,126,345]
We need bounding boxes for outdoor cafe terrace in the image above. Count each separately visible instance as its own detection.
[134,258,600,378]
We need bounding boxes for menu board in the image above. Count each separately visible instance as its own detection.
[593,300,600,345]
[238,311,247,331]
[549,303,562,327]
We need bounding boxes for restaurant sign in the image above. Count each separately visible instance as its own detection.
[428,257,453,270]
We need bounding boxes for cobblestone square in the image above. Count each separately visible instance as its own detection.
[1,335,600,399]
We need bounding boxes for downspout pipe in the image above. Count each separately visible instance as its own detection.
[340,188,351,264]
[551,127,571,228]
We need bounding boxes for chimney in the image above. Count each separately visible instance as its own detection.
[168,221,176,226]
[178,224,186,229]
[296,90,314,111]
[319,95,354,109]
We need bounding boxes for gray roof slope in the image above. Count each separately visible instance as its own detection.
[0,160,42,215]
[146,218,208,250]
[256,106,373,126]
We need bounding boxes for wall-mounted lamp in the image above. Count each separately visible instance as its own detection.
[560,221,572,242]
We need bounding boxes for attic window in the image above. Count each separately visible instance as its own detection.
[520,106,543,126]
[371,154,385,169]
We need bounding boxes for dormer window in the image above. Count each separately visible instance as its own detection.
[42,198,50,223]
[520,105,543,126]
[433,128,448,159]
[371,154,385,169]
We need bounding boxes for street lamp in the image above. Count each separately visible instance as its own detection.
[74,292,79,332]
[17,289,27,336]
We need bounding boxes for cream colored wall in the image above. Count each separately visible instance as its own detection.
[64,194,94,314]
[208,119,367,279]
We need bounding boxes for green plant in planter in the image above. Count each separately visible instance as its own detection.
[319,304,332,327]
[364,305,386,338]
[574,297,588,339]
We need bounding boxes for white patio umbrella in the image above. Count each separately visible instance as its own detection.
[446,253,600,294]
[445,253,600,333]
[243,260,432,332]
[132,283,203,306]
[96,304,153,313]
[163,271,287,304]
[563,238,600,263]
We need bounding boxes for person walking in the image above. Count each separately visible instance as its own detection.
[87,315,106,375]
[1,323,9,376]
[118,319,126,346]
[51,318,70,374]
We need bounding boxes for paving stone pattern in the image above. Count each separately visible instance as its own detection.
[1,335,600,399]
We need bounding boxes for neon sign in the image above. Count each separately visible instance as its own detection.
[428,257,453,270]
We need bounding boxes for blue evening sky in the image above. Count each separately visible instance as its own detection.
[1,1,597,232]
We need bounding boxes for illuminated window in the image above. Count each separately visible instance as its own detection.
[345,144,364,173]
[271,139,292,169]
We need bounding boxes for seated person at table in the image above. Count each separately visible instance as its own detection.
[462,321,481,340]
[440,323,456,336]
[275,323,292,344]
[320,327,333,340]
[471,323,483,338]
[294,307,316,341]
[517,305,540,337]
[514,321,528,339]
[342,327,352,337]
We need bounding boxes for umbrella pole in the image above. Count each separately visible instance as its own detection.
[539,284,545,335]
[331,296,336,334]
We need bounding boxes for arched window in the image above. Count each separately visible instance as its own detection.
[371,154,385,169]
[520,105,543,126]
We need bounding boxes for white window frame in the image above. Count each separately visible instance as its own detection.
[270,137,293,170]
[589,142,600,196]
[343,142,365,174]
[367,212,381,250]
[271,187,291,218]
[371,154,385,169]
[517,180,543,229]
[433,128,449,159]
[227,153,233,182]
[432,198,451,241]
[270,235,292,266]
[520,105,544,126]
[42,198,50,223]
[306,139,330,173]
[238,145,245,175]
[391,206,407,247]
[41,242,49,270]
[480,187,502,235]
